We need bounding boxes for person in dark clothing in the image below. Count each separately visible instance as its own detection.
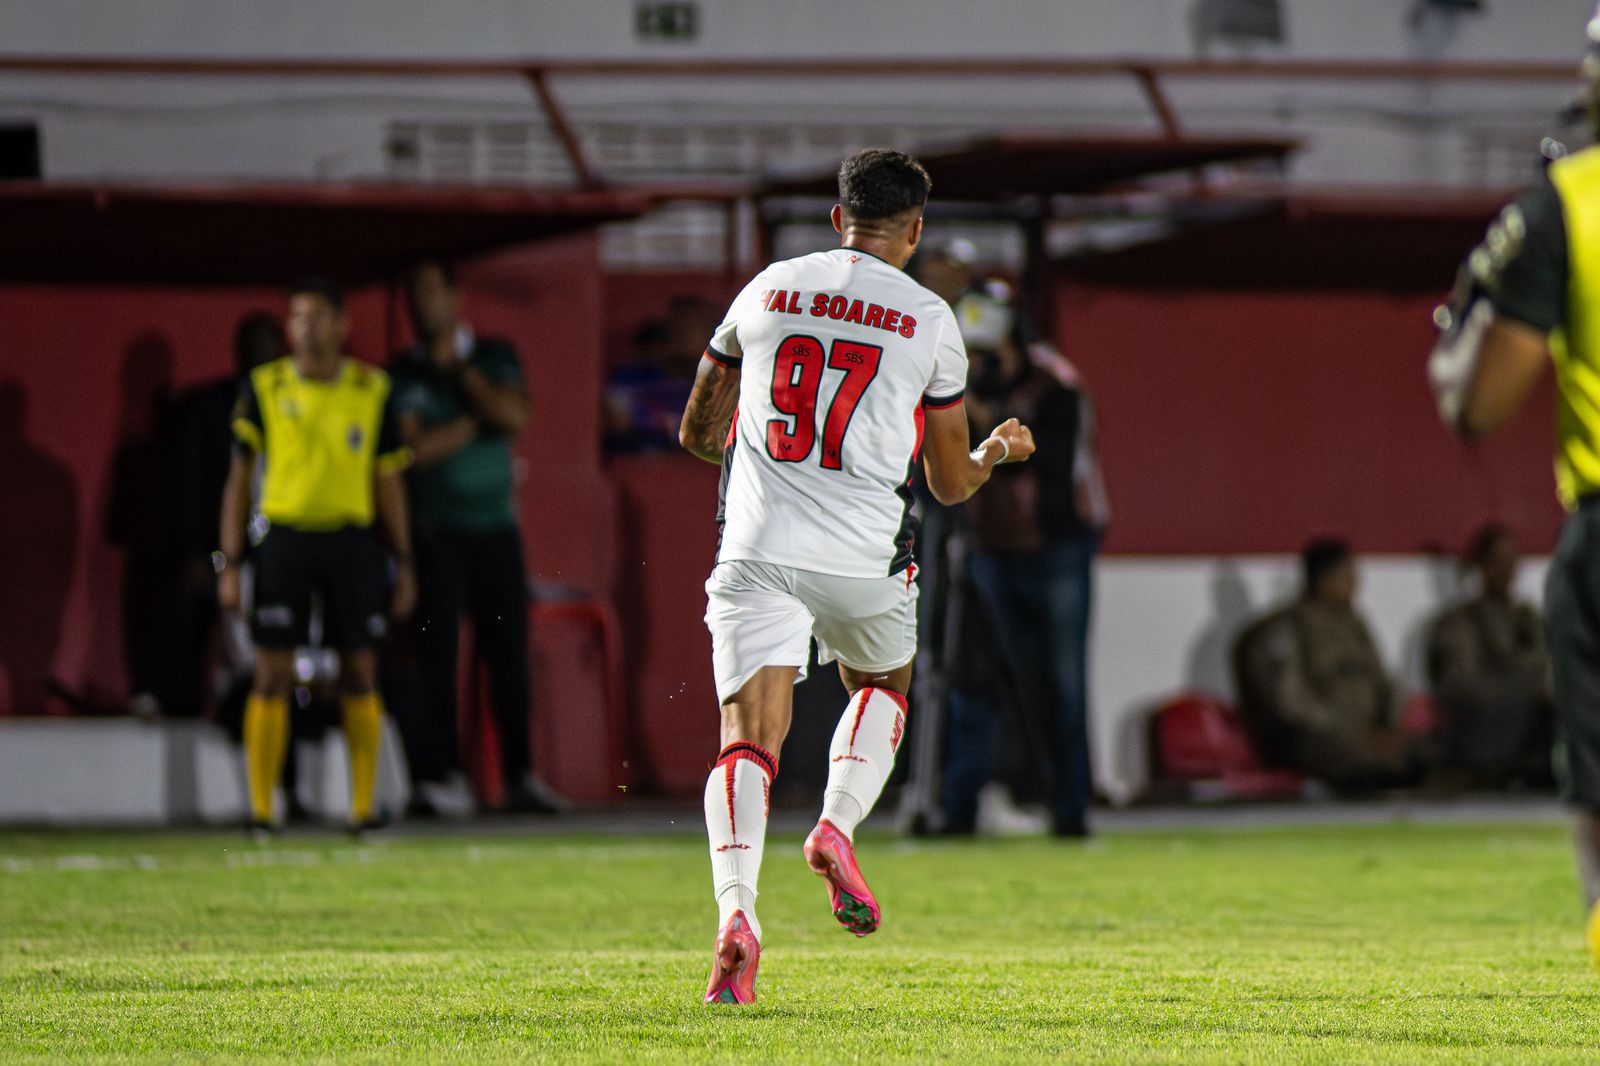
[940,287,1109,837]
[388,258,560,814]
[168,312,284,719]
[1427,524,1554,786]
[1233,539,1423,793]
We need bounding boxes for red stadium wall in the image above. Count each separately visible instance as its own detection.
[0,233,613,717]
[1049,282,1567,558]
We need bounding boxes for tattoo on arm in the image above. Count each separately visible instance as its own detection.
[680,359,740,464]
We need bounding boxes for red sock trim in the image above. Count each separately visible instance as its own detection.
[847,686,910,753]
[714,742,778,782]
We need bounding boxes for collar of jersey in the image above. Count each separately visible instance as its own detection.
[833,245,901,271]
[287,357,353,385]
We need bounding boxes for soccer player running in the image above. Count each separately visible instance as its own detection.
[680,149,1035,1004]
[218,279,416,835]
[1428,3,1600,967]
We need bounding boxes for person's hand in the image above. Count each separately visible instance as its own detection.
[217,567,243,614]
[390,560,418,621]
[985,417,1036,464]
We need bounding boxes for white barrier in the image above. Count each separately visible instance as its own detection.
[1090,554,1550,804]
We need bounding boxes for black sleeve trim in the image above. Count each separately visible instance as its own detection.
[1488,177,1567,334]
[922,390,965,410]
[705,346,742,368]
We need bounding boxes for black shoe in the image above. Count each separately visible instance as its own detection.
[501,775,567,815]
[347,812,391,840]
[1052,817,1091,839]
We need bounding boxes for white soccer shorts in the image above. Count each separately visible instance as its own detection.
[704,559,919,703]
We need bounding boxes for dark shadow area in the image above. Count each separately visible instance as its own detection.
[1185,559,1255,699]
[104,331,178,711]
[0,379,79,713]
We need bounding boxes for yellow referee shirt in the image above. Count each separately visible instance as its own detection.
[232,357,411,531]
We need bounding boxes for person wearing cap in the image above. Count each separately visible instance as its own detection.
[936,280,1110,838]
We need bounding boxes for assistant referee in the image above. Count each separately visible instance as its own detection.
[1429,2,1600,966]
[217,278,416,833]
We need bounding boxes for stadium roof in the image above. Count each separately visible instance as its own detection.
[1056,188,1507,291]
[760,134,1299,201]
[0,182,657,286]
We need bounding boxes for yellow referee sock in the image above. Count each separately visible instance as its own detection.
[342,692,384,823]
[243,693,289,824]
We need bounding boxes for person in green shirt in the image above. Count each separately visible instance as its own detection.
[389,258,557,814]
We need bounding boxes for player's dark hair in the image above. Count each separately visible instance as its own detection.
[407,256,457,290]
[837,148,932,222]
[233,311,285,373]
[289,276,344,313]
[1466,522,1513,568]
[1301,537,1352,592]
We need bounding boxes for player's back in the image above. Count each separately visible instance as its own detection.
[709,247,967,579]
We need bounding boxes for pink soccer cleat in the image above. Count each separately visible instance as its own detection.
[803,819,881,936]
[704,910,761,1005]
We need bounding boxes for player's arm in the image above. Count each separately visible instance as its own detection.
[374,394,416,619]
[399,411,477,468]
[679,355,741,465]
[456,357,528,436]
[216,451,253,612]
[217,379,263,612]
[1458,320,1551,438]
[373,470,416,620]
[921,403,1035,506]
[1431,180,1565,439]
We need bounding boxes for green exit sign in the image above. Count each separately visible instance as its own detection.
[636,2,700,41]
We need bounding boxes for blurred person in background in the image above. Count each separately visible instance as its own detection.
[389,258,560,815]
[937,284,1109,838]
[1426,524,1554,787]
[219,278,415,835]
[604,295,720,451]
[1426,2,1600,960]
[168,312,284,720]
[1232,539,1424,793]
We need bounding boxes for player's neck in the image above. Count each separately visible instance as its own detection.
[293,351,343,381]
[839,235,911,271]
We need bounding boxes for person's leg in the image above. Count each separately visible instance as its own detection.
[243,528,308,828]
[338,647,383,826]
[413,535,464,786]
[1544,509,1600,952]
[244,648,294,826]
[802,568,919,934]
[326,529,392,827]
[701,561,812,1005]
[1036,534,1098,836]
[465,527,535,797]
[940,685,996,833]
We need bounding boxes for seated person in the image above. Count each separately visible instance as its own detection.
[1233,539,1421,792]
[1427,524,1554,786]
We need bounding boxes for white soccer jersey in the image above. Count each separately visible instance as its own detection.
[708,246,969,578]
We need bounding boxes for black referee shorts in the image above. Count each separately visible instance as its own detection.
[1547,501,1600,810]
[251,525,389,651]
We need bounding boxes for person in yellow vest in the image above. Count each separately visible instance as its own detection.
[1429,3,1600,966]
[216,278,416,835]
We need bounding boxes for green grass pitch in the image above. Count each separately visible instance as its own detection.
[3,820,1598,1063]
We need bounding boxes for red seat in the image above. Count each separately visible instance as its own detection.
[1152,693,1304,800]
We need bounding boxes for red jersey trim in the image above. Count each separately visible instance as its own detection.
[705,346,742,368]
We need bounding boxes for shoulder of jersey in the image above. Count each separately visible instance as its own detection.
[347,360,391,390]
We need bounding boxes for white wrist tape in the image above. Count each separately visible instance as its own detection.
[1428,298,1493,430]
[971,435,1009,464]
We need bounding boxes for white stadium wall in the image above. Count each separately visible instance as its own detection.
[1089,552,1551,804]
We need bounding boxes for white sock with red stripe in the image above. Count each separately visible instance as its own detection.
[819,686,907,840]
[704,741,778,942]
